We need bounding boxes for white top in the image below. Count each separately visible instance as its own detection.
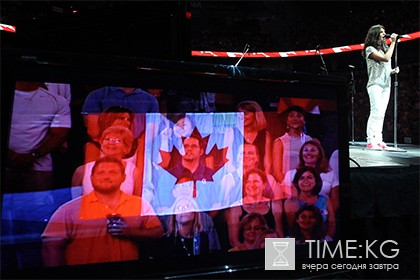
[275,132,312,176]
[45,83,72,104]
[282,168,339,197]
[9,88,71,171]
[82,160,136,195]
[329,150,339,183]
[365,46,392,88]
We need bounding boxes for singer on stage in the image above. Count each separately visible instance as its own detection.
[362,24,400,150]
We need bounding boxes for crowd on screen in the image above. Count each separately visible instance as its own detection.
[3,2,418,269]
[5,82,340,267]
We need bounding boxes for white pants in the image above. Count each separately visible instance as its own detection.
[366,85,390,144]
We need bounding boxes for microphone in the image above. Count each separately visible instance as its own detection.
[385,33,404,38]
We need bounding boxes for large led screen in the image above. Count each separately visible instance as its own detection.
[1,59,347,277]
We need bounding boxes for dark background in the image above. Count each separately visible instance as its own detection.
[1,0,419,144]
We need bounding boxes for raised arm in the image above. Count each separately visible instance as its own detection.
[368,34,397,62]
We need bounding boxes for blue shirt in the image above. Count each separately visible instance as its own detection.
[298,195,328,222]
[81,86,159,114]
[169,162,214,183]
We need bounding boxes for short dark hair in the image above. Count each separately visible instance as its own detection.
[183,135,205,150]
[286,105,306,118]
[91,156,125,175]
[244,168,268,185]
[98,106,134,136]
[292,166,323,196]
[292,204,325,241]
[295,204,322,222]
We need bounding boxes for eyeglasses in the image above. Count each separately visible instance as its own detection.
[103,137,122,144]
[184,144,200,149]
[243,226,264,232]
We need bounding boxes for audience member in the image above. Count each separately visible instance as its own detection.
[72,126,142,196]
[6,82,71,192]
[272,106,312,183]
[289,204,332,244]
[41,156,163,266]
[84,106,137,163]
[237,100,273,173]
[168,135,213,185]
[228,212,268,252]
[281,140,339,211]
[45,82,71,104]
[225,169,283,248]
[81,86,159,141]
[221,143,280,205]
[283,166,335,238]
[159,197,220,257]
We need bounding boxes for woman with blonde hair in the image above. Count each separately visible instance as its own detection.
[84,106,137,163]
[237,100,272,173]
[160,197,220,257]
[72,125,141,196]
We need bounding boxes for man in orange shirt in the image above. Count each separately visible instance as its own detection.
[41,156,163,266]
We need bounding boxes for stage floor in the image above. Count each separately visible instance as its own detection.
[349,141,420,168]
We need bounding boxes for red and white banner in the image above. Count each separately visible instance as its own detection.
[192,31,420,58]
[0,23,16,33]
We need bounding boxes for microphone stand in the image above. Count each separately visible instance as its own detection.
[316,45,328,75]
[227,43,250,77]
[349,65,356,145]
[235,43,250,67]
[388,38,407,152]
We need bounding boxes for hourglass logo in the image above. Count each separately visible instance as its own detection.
[265,238,295,270]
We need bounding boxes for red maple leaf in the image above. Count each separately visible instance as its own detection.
[159,127,229,181]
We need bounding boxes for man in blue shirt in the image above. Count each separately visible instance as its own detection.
[82,86,159,140]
